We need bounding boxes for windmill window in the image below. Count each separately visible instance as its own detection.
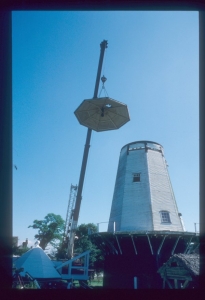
[133,173,140,182]
[160,211,171,223]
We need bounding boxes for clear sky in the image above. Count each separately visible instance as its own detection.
[12,11,199,247]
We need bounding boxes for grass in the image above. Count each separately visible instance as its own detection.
[89,278,103,287]
[73,277,103,288]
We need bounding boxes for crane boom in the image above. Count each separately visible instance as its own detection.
[67,40,108,259]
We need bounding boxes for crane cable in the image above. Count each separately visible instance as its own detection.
[98,47,109,98]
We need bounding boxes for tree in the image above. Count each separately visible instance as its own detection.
[55,223,104,271]
[28,213,65,250]
[12,238,30,256]
[55,244,67,260]
[73,223,104,272]
[12,245,30,256]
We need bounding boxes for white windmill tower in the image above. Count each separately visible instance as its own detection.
[108,140,185,232]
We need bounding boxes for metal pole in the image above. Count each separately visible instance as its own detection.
[194,223,197,234]
[68,40,108,258]
[134,277,137,289]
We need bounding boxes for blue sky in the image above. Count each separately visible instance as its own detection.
[12,11,199,247]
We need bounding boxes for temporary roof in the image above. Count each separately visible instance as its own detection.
[74,97,130,132]
[14,245,61,279]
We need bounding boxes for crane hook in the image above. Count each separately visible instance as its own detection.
[101,75,107,85]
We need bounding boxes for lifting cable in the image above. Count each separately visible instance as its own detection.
[98,47,109,98]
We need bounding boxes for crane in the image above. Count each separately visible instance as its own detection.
[66,40,108,260]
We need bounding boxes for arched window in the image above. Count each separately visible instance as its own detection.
[160,211,171,223]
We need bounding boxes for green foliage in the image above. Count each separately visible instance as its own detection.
[28,216,104,272]
[74,223,104,271]
[55,245,67,260]
[23,282,38,289]
[55,223,104,272]
[28,213,65,250]
[12,246,30,256]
